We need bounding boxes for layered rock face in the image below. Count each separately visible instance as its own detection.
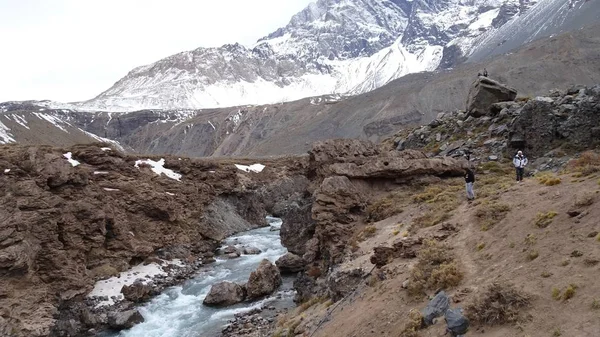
[0,143,308,337]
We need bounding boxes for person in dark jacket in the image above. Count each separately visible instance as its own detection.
[465,168,475,201]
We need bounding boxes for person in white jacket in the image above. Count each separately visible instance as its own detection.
[513,151,528,182]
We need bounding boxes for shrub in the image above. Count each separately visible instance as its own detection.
[561,259,570,267]
[392,229,400,236]
[592,299,600,310]
[363,225,377,238]
[475,202,511,231]
[574,192,596,207]
[553,328,562,337]
[536,173,562,186]
[541,271,552,278]
[408,240,463,296]
[412,186,444,203]
[399,309,424,337]
[534,211,558,228]
[566,151,600,176]
[563,284,576,301]
[367,193,405,222]
[527,250,539,261]
[552,288,561,300]
[524,234,537,246]
[466,283,531,326]
[477,243,486,251]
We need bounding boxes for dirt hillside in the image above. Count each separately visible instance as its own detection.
[275,155,600,337]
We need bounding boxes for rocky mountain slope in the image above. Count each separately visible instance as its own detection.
[2,23,600,158]
[74,0,566,111]
[2,75,599,337]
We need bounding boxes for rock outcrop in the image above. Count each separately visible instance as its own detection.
[246,259,282,300]
[312,176,366,264]
[203,281,246,307]
[466,77,517,117]
[107,310,145,330]
[275,253,306,274]
[121,280,155,303]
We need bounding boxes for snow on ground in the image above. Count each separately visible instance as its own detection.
[87,262,171,307]
[0,120,15,144]
[166,192,175,196]
[10,114,30,129]
[235,164,266,173]
[103,188,120,191]
[33,112,71,133]
[63,152,80,167]
[94,171,109,175]
[101,147,112,151]
[3,169,10,173]
[135,158,182,181]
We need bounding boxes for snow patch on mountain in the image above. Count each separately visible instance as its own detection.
[69,0,564,112]
[0,120,15,144]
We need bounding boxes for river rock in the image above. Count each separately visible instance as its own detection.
[246,259,282,299]
[466,77,517,117]
[203,281,246,306]
[243,247,261,255]
[107,310,145,330]
[275,253,306,274]
[121,280,154,303]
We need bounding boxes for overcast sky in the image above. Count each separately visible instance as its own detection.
[0,0,313,103]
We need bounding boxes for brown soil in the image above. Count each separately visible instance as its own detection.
[288,171,600,337]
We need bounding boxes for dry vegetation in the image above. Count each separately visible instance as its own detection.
[534,211,558,228]
[466,283,531,326]
[566,151,600,177]
[367,192,405,222]
[573,192,596,207]
[474,201,511,231]
[411,180,463,229]
[408,240,463,296]
[399,309,424,337]
[536,173,562,186]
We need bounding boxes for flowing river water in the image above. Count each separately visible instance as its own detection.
[103,217,294,337]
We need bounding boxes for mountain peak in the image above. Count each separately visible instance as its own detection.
[74,0,598,112]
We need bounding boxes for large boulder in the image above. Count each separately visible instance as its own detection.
[121,280,154,303]
[466,77,517,117]
[275,253,306,274]
[203,281,246,306]
[276,200,316,256]
[246,259,282,299]
[107,310,145,330]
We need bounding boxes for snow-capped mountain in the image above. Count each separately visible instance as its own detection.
[79,0,541,112]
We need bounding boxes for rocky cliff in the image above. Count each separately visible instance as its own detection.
[0,144,308,336]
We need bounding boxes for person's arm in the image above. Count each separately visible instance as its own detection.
[524,157,529,166]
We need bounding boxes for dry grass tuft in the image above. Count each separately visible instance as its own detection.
[408,240,463,296]
[534,211,558,228]
[411,179,463,230]
[475,201,511,231]
[536,173,562,186]
[566,151,600,176]
[466,283,531,326]
[477,243,486,251]
[399,309,424,337]
[552,288,561,300]
[574,192,596,207]
[527,250,539,261]
[367,193,405,222]
[592,299,600,310]
[563,284,577,301]
[363,225,377,238]
[524,234,537,246]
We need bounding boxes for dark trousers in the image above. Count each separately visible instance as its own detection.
[516,167,524,181]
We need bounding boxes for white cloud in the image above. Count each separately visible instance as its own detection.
[0,0,313,103]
